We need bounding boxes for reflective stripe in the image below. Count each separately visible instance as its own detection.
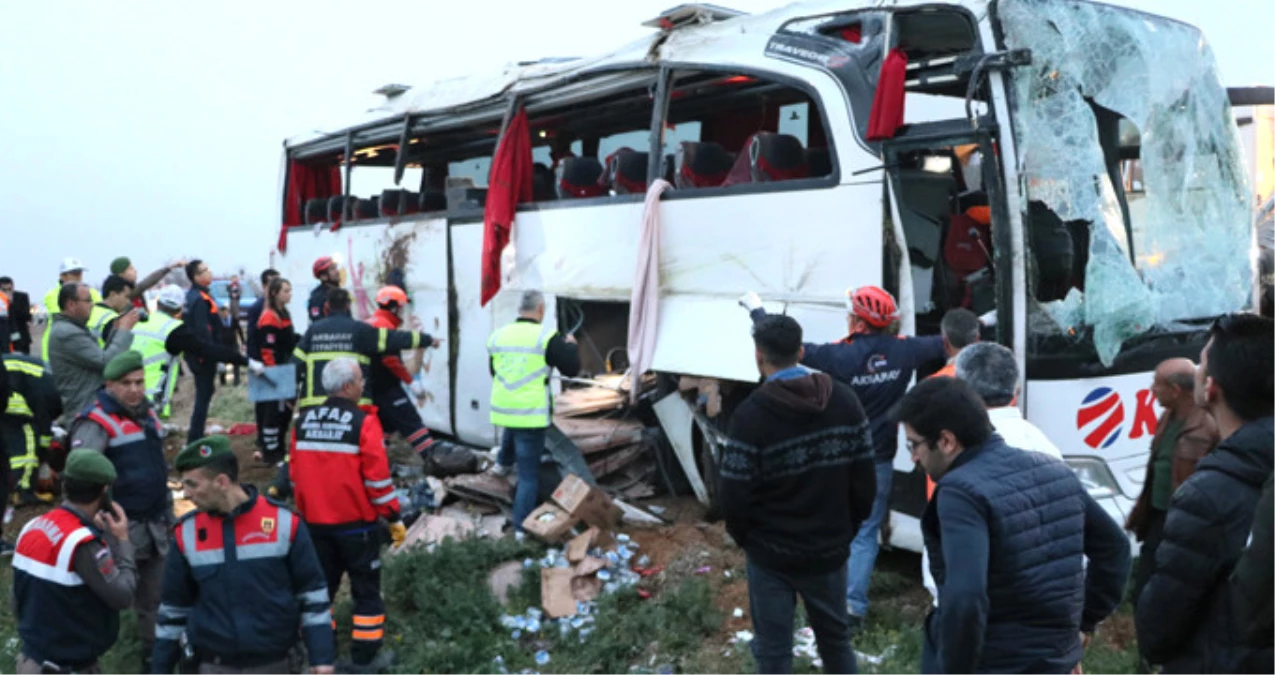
[180,519,226,567]
[142,352,170,366]
[535,324,555,350]
[155,624,184,640]
[352,629,384,641]
[364,478,393,489]
[377,329,387,353]
[310,351,371,365]
[371,493,398,505]
[293,348,308,361]
[493,366,550,391]
[297,588,329,605]
[108,432,146,447]
[237,509,293,561]
[294,441,360,455]
[12,525,93,587]
[352,614,385,627]
[490,405,551,417]
[88,409,126,437]
[488,345,544,355]
[302,611,330,627]
[3,361,46,378]
[158,603,191,619]
[6,392,33,417]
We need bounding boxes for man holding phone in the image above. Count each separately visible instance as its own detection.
[12,449,137,674]
[68,350,171,672]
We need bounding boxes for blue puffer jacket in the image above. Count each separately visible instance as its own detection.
[923,435,1131,673]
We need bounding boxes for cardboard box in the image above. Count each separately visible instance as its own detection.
[552,474,622,530]
[541,568,578,618]
[521,503,579,543]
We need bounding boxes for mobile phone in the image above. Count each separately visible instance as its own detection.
[100,487,115,514]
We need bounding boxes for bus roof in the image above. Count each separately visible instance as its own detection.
[284,0,997,152]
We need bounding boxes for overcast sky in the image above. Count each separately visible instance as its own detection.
[1,0,1270,293]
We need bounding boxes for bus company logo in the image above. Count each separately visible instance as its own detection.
[1076,387,1158,450]
[866,354,888,373]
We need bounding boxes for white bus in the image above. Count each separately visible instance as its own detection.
[272,0,1255,552]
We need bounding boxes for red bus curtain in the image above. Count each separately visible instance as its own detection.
[278,161,342,252]
[867,48,908,141]
[480,107,534,307]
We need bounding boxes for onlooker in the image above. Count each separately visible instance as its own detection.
[48,283,137,428]
[68,351,172,671]
[0,276,34,354]
[932,308,981,378]
[109,257,183,310]
[954,342,1062,459]
[743,286,946,628]
[41,258,101,362]
[896,377,1130,674]
[720,314,876,674]
[1137,313,1274,672]
[11,450,137,674]
[1124,358,1218,607]
[216,305,244,386]
[182,260,222,440]
[1226,472,1273,673]
[91,274,135,346]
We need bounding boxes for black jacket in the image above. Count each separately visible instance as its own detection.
[244,297,266,361]
[293,310,430,406]
[1137,417,1274,673]
[307,284,336,323]
[720,369,876,574]
[165,322,247,367]
[183,285,220,367]
[1228,472,1274,673]
[9,290,32,353]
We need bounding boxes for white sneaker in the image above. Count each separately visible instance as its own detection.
[491,463,512,477]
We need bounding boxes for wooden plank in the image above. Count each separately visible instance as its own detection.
[587,443,646,479]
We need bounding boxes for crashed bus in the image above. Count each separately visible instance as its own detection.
[272,0,1256,553]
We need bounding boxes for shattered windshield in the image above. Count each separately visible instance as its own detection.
[999,0,1253,366]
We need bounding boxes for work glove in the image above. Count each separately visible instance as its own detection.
[738,291,763,312]
[248,359,266,375]
[409,379,428,398]
[388,521,407,547]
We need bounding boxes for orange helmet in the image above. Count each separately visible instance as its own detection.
[845,286,898,328]
[376,285,408,309]
[312,256,336,279]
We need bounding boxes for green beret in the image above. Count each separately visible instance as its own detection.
[63,450,117,485]
[175,435,235,473]
[110,257,131,275]
[103,350,144,381]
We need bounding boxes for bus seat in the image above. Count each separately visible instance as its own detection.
[1027,201,1077,302]
[663,154,676,184]
[607,148,649,195]
[380,189,420,216]
[674,141,732,189]
[806,147,832,177]
[750,133,808,182]
[356,196,379,220]
[420,189,448,212]
[557,157,606,198]
[532,163,557,202]
[326,196,351,223]
[304,198,327,224]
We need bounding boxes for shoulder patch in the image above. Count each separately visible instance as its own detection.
[95,545,118,578]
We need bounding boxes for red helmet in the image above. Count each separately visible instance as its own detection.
[846,286,898,328]
[312,256,336,279]
[376,285,408,309]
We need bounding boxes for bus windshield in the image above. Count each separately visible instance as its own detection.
[999,0,1253,366]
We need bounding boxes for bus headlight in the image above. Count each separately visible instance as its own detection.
[1065,457,1122,500]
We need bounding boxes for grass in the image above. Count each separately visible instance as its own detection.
[207,381,254,425]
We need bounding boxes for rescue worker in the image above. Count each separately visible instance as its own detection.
[154,436,336,674]
[249,277,296,498]
[12,449,137,674]
[182,259,227,441]
[48,283,138,428]
[109,256,183,310]
[742,286,946,630]
[366,285,443,462]
[244,268,280,368]
[308,256,342,323]
[41,258,103,362]
[0,283,11,354]
[133,286,247,419]
[89,274,135,346]
[3,352,62,508]
[291,357,404,672]
[69,350,171,670]
[0,276,34,354]
[293,288,437,411]
[487,290,580,530]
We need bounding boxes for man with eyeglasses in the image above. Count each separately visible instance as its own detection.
[47,283,138,428]
[895,376,1129,674]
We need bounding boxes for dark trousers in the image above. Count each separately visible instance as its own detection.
[1131,508,1167,607]
[187,362,216,441]
[254,400,293,464]
[746,557,857,674]
[218,363,241,386]
[374,390,432,457]
[311,527,385,665]
[498,427,546,530]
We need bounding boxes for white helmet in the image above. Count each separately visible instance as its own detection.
[157,285,186,312]
[59,257,86,274]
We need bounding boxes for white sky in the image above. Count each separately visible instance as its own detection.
[1,0,1270,293]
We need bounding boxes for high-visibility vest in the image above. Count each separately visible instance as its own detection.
[86,305,118,347]
[132,314,182,418]
[487,321,556,429]
[41,285,102,362]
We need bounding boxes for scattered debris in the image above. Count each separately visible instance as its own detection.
[393,514,476,553]
[523,504,579,543]
[488,561,525,606]
[732,607,745,619]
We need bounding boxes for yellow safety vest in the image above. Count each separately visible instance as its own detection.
[132,313,182,418]
[86,304,119,347]
[487,321,556,429]
[41,285,102,361]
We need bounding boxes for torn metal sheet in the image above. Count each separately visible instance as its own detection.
[1001,0,1253,365]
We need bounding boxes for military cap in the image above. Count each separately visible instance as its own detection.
[109,257,132,275]
[175,435,236,473]
[103,350,144,381]
[63,449,117,485]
